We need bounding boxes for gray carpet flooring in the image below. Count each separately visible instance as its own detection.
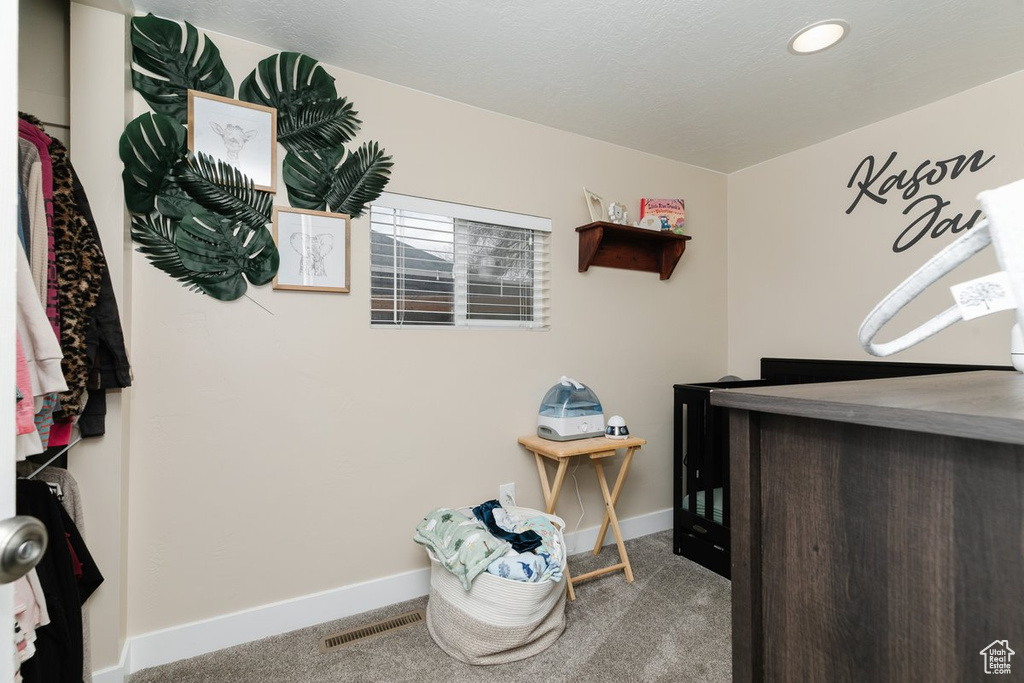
[128,530,731,683]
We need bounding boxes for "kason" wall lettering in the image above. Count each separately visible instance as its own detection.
[845,150,995,253]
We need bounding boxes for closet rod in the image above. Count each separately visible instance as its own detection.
[26,437,82,480]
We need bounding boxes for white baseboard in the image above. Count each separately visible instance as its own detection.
[92,508,671,679]
[92,645,128,683]
[562,506,672,555]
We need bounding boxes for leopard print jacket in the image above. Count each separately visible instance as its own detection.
[48,135,105,419]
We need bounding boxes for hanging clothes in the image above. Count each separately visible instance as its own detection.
[16,113,132,441]
[14,569,50,676]
[72,165,132,437]
[17,117,59,336]
[18,138,47,299]
[16,479,103,683]
[46,134,105,423]
[15,464,97,683]
[13,114,123,683]
[15,244,67,461]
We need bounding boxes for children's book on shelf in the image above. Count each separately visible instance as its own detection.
[639,198,686,233]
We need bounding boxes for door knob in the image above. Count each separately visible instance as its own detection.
[0,516,48,583]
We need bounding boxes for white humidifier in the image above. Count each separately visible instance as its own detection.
[537,376,606,441]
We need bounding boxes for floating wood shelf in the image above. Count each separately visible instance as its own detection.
[576,222,692,280]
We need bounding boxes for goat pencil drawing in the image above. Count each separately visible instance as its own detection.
[211,121,257,162]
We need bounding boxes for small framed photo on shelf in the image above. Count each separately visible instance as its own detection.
[583,187,605,223]
[272,207,350,292]
[607,201,630,225]
[188,90,278,192]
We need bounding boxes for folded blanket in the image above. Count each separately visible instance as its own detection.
[414,508,511,590]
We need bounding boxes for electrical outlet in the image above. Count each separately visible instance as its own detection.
[499,483,516,507]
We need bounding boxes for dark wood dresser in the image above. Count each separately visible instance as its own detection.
[711,371,1024,682]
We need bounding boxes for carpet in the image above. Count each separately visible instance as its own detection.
[128,530,731,683]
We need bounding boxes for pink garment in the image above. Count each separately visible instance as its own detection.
[18,119,59,338]
[13,569,49,665]
[48,420,73,447]
[15,335,36,436]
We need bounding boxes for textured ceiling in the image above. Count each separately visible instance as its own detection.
[115,0,1024,172]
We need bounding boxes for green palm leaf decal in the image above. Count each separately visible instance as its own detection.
[119,112,187,214]
[283,144,392,217]
[324,142,394,218]
[130,211,238,298]
[175,207,281,299]
[238,52,336,118]
[175,152,274,228]
[122,24,395,298]
[277,98,361,154]
[130,13,234,123]
[281,146,346,210]
[154,181,193,221]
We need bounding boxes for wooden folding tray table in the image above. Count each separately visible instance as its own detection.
[518,434,646,600]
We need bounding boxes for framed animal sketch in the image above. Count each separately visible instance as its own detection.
[188,90,278,192]
[272,207,350,292]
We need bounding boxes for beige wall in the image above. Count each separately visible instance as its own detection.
[68,3,133,669]
[19,0,70,143]
[66,4,1024,664]
[727,70,1024,379]
[64,18,729,637]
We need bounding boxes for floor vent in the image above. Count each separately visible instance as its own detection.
[318,609,425,653]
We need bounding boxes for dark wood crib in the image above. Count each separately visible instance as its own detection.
[672,356,1015,579]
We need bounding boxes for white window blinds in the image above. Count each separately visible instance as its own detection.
[370,193,550,328]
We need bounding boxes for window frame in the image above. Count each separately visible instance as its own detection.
[370,193,551,330]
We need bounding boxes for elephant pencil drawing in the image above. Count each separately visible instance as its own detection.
[290,232,334,277]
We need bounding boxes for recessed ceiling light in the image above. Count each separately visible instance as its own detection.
[788,20,850,55]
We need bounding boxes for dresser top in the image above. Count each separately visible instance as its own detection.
[709,370,1024,446]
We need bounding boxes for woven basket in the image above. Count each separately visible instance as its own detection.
[424,506,567,665]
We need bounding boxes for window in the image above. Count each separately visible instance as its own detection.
[370,193,550,328]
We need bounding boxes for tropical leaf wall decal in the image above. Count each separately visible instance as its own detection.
[119,111,187,214]
[281,146,346,210]
[240,51,393,216]
[122,15,280,301]
[324,142,394,218]
[276,98,361,154]
[130,13,234,124]
[238,52,337,118]
[175,152,274,228]
[175,207,280,294]
[121,16,394,300]
[129,212,239,298]
[283,143,393,218]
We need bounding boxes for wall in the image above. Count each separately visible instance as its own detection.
[728,70,1024,379]
[65,12,729,639]
[69,3,133,670]
[19,0,70,143]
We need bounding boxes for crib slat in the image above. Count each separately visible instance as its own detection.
[705,402,719,524]
[685,391,703,517]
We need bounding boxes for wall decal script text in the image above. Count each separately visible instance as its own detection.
[845,150,995,253]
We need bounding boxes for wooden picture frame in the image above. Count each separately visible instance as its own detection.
[583,187,605,223]
[272,206,351,292]
[188,90,278,192]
